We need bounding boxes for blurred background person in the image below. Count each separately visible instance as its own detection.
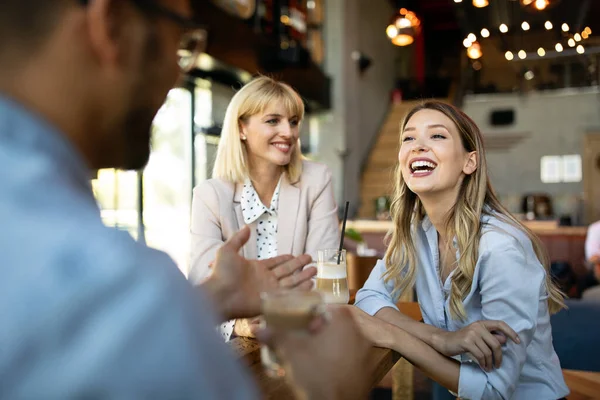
[580,219,600,299]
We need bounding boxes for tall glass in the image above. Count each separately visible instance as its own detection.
[316,249,349,304]
[260,290,324,377]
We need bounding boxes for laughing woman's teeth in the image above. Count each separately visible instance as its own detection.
[410,160,436,171]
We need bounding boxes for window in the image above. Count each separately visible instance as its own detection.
[540,154,582,183]
[92,79,214,275]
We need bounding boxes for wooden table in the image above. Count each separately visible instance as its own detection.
[230,337,401,399]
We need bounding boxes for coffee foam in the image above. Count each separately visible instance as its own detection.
[321,292,350,304]
[317,262,347,279]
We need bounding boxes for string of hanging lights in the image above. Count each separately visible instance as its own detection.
[463,23,591,60]
[520,0,561,11]
[454,0,577,60]
[453,0,561,11]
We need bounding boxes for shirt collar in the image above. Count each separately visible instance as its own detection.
[240,175,282,225]
[420,214,458,248]
[421,215,433,232]
[0,95,93,198]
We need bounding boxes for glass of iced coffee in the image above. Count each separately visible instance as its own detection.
[316,249,349,304]
[260,290,324,377]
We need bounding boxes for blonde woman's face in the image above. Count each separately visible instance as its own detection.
[240,103,300,168]
[398,109,476,200]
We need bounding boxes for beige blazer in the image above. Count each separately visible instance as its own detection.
[188,160,340,284]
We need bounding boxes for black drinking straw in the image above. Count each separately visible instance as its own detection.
[337,201,350,264]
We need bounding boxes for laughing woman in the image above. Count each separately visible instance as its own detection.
[353,101,569,400]
[188,76,340,341]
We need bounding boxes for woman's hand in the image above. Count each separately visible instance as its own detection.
[233,318,261,338]
[432,320,520,372]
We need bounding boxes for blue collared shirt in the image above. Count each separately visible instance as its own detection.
[0,96,258,399]
[355,213,569,400]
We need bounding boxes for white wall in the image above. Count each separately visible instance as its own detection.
[315,0,400,217]
[462,88,600,217]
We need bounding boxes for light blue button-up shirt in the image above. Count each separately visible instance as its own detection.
[355,213,569,400]
[0,96,258,399]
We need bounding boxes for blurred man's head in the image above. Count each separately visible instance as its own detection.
[0,0,203,170]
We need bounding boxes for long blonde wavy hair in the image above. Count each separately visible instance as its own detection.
[383,101,565,320]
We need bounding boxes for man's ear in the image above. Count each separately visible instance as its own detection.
[463,151,477,175]
[86,0,129,69]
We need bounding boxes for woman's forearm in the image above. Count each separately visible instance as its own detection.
[375,307,448,351]
[381,322,460,393]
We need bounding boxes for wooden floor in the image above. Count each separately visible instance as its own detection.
[564,370,600,400]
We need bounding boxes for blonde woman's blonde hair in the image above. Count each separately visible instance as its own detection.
[212,76,305,183]
[383,101,565,320]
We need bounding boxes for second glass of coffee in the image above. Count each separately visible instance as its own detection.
[316,249,349,304]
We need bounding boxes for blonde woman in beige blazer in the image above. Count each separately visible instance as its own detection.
[189,76,340,340]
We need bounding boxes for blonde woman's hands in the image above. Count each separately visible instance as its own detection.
[233,318,261,338]
[432,320,520,372]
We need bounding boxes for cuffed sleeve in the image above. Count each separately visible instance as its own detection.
[219,319,236,342]
[459,362,494,400]
[354,260,400,316]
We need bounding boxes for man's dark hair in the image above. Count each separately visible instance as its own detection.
[0,0,69,63]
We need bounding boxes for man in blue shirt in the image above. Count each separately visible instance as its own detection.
[0,0,371,398]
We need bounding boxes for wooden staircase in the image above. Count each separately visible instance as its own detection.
[358,100,448,219]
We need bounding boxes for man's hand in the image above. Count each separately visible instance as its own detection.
[202,226,317,320]
[256,307,372,400]
[432,320,520,372]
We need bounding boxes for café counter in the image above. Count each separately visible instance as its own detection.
[345,219,589,275]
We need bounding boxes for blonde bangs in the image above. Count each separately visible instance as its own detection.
[239,82,305,123]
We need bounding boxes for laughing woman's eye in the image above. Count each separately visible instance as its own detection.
[290,119,299,127]
[432,134,446,139]
[402,136,414,142]
[266,119,279,125]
